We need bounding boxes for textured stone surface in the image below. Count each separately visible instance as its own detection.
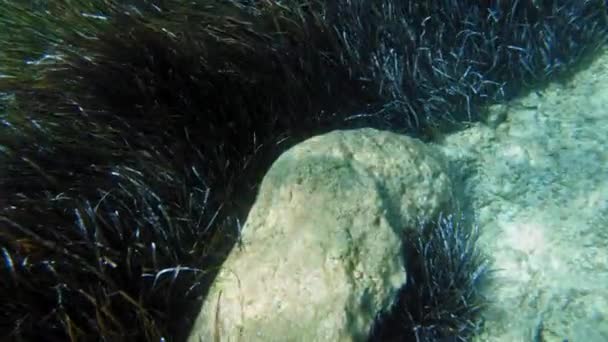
[188,128,452,341]
[439,50,608,341]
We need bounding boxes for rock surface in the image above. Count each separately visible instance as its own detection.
[438,49,608,341]
[188,128,452,341]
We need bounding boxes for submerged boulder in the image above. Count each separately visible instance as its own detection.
[188,128,452,341]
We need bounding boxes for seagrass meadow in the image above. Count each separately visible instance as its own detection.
[0,0,607,341]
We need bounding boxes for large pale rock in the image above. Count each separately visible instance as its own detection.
[188,128,452,341]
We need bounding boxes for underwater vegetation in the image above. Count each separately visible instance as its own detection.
[0,0,606,341]
[369,215,490,342]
